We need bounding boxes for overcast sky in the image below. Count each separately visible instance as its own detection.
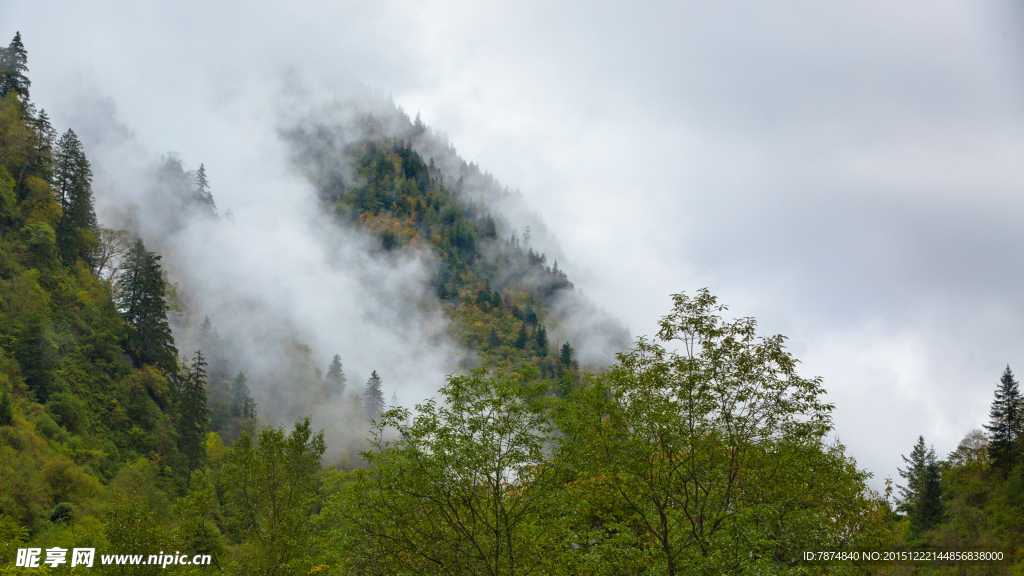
[3,0,1023,487]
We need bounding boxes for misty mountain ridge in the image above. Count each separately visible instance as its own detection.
[64,82,629,458]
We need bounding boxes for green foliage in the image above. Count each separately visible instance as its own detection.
[45,391,88,434]
[362,370,384,422]
[535,324,547,352]
[221,417,325,576]
[177,351,210,481]
[53,128,97,266]
[898,436,944,538]
[173,471,225,568]
[116,239,178,374]
[104,489,172,576]
[552,289,890,575]
[0,513,29,565]
[228,372,255,421]
[312,135,587,383]
[0,391,11,426]
[985,365,1022,473]
[0,33,30,100]
[318,292,895,575]
[324,367,564,575]
[324,354,346,398]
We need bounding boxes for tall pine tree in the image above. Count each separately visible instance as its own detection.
[116,239,178,374]
[53,128,97,265]
[325,354,346,398]
[984,365,1022,473]
[0,32,30,99]
[194,163,217,215]
[898,436,944,537]
[230,371,257,422]
[363,370,385,422]
[179,350,211,482]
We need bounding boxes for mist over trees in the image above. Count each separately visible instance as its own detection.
[2,32,1023,575]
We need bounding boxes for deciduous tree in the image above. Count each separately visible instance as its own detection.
[555,289,890,575]
[222,417,325,576]
[325,367,564,575]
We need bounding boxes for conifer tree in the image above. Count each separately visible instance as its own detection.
[536,325,548,355]
[984,365,1022,472]
[325,354,346,397]
[53,128,97,265]
[364,370,385,422]
[514,323,528,349]
[179,350,211,481]
[230,371,256,421]
[898,436,943,536]
[0,390,12,426]
[197,316,228,389]
[194,163,217,215]
[25,108,55,186]
[117,239,178,374]
[0,32,30,99]
[559,342,574,368]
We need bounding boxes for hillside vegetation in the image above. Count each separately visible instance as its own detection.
[1,33,1021,575]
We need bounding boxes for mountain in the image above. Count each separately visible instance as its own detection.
[0,31,631,521]
[15,32,1016,576]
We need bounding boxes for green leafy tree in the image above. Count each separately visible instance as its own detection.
[117,239,178,374]
[897,435,944,537]
[325,354,346,398]
[53,128,98,265]
[984,365,1022,473]
[105,489,172,576]
[222,417,325,576]
[174,470,227,568]
[363,370,384,422]
[324,367,565,575]
[554,289,891,575]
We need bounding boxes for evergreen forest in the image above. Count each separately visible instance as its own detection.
[1,33,1022,575]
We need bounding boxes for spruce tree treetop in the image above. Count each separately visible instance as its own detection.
[179,350,211,481]
[984,365,1022,472]
[194,163,216,215]
[897,435,943,537]
[559,342,573,367]
[0,32,30,99]
[325,354,346,397]
[53,128,98,265]
[364,370,385,422]
[535,325,548,354]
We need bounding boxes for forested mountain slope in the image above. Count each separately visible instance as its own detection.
[284,105,630,379]
[3,32,1021,576]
